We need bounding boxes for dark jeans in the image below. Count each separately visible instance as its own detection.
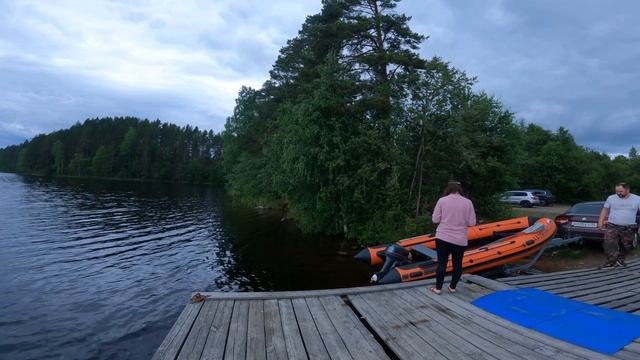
[435,238,466,290]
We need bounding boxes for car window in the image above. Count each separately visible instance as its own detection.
[526,189,551,195]
[569,203,604,214]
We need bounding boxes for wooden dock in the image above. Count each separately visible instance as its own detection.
[496,258,640,315]
[154,260,640,360]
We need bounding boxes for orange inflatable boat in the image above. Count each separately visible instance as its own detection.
[354,216,538,266]
[363,217,557,284]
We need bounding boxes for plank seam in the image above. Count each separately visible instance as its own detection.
[221,300,236,360]
[289,299,311,359]
[340,295,401,360]
[174,302,206,360]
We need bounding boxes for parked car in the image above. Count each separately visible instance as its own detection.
[499,191,541,208]
[521,189,556,206]
[554,201,640,244]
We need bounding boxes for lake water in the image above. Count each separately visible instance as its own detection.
[0,173,372,359]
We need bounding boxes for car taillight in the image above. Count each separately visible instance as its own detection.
[532,196,538,199]
[555,216,569,225]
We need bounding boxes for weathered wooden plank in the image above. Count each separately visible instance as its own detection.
[201,300,235,360]
[197,279,437,300]
[153,301,204,360]
[537,269,640,289]
[622,341,640,353]
[579,291,640,308]
[573,285,640,303]
[554,278,640,298]
[535,273,638,293]
[349,293,442,360]
[178,300,220,360]
[614,301,640,313]
[363,290,500,360]
[304,297,352,360]
[413,287,584,360]
[278,299,308,360]
[247,300,266,360]
[263,299,288,360]
[396,287,550,360]
[318,296,389,360]
[415,287,610,360]
[500,267,640,289]
[499,260,640,285]
[454,282,493,302]
[224,300,250,360]
[291,298,330,360]
[464,275,515,291]
[614,349,640,360]
[596,293,640,311]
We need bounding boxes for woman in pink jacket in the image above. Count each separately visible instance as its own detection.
[430,181,476,295]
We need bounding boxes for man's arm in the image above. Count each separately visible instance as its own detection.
[598,207,609,229]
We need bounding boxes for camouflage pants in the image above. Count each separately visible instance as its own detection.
[604,224,637,263]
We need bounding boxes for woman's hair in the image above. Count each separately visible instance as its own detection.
[443,181,463,196]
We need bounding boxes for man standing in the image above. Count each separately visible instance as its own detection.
[597,182,640,268]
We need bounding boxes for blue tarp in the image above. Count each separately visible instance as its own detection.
[472,287,640,354]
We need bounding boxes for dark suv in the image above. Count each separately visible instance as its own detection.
[522,189,555,206]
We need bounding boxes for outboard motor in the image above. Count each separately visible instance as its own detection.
[370,244,410,283]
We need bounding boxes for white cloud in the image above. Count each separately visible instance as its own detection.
[0,0,321,145]
[0,0,639,154]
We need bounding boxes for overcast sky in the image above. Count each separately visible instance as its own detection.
[1,0,639,154]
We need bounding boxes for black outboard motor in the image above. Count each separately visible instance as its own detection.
[370,244,410,283]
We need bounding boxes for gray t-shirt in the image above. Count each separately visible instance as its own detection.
[604,193,640,225]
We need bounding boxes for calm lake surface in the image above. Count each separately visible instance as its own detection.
[0,173,372,359]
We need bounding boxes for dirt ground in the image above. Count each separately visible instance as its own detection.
[510,204,639,272]
[533,243,640,272]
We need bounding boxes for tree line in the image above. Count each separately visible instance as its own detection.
[2,0,639,244]
[0,117,223,184]
[221,0,639,243]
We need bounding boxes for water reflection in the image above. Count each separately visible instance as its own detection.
[0,173,371,359]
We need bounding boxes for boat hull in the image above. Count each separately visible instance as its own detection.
[354,216,538,266]
[377,218,557,284]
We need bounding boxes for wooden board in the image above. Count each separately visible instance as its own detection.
[153,301,204,360]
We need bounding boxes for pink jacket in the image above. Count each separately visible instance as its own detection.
[432,193,476,246]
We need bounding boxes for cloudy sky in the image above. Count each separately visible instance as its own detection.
[1,0,639,154]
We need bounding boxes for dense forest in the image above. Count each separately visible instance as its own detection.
[221,0,640,243]
[1,0,639,244]
[0,117,223,184]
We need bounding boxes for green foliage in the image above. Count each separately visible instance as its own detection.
[3,0,637,246]
[220,0,639,244]
[51,140,64,175]
[68,152,90,177]
[92,146,111,177]
[0,117,223,184]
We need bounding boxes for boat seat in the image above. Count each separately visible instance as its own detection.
[411,244,437,260]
